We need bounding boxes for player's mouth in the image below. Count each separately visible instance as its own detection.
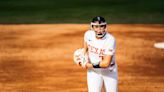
[97,33,103,35]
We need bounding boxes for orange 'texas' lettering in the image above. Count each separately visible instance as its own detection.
[94,47,99,54]
[88,44,105,55]
[99,49,105,56]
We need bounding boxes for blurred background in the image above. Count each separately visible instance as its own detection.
[0,0,164,24]
[0,0,164,92]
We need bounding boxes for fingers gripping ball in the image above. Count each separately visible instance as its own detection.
[73,48,89,67]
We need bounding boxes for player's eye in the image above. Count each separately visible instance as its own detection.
[100,25,105,27]
[93,25,106,28]
[94,25,99,28]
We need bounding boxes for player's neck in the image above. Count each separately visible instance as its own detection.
[96,37,103,39]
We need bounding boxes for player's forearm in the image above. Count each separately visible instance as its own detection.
[86,62,109,69]
[86,63,93,69]
[99,61,111,68]
[99,55,112,68]
[86,56,112,68]
[86,61,110,69]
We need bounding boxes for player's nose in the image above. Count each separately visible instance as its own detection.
[96,27,101,30]
[97,28,103,32]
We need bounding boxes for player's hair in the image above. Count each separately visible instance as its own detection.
[91,16,107,27]
[92,16,106,23]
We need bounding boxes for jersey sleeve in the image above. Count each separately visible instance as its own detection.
[104,38,116,56]
[84,30,90,43]
[84,32,87,42]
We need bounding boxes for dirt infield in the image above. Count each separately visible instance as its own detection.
[0,24,164,92]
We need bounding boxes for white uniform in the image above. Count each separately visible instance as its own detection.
[84,30,118,92]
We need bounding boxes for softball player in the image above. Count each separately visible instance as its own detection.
[83,16,118,92]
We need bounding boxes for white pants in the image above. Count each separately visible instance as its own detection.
[87,65,118,92]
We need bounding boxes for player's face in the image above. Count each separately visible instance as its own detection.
[92,25,106,38]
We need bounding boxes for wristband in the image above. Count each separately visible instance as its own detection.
[92,63,101,68]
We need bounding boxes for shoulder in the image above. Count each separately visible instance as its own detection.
[84,30,95,38]
[104,32,116,47]
[105,32,116,41]
[104,33,116,49]
[84,30,94,36]
[84,30,95,42]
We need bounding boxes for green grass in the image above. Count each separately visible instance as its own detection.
[0,0,164,23]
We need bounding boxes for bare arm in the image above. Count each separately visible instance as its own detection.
[86,55,112,69]
[99,55,112,68]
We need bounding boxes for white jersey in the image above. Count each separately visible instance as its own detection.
[84,30,116,67]
[84,30,118,92]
